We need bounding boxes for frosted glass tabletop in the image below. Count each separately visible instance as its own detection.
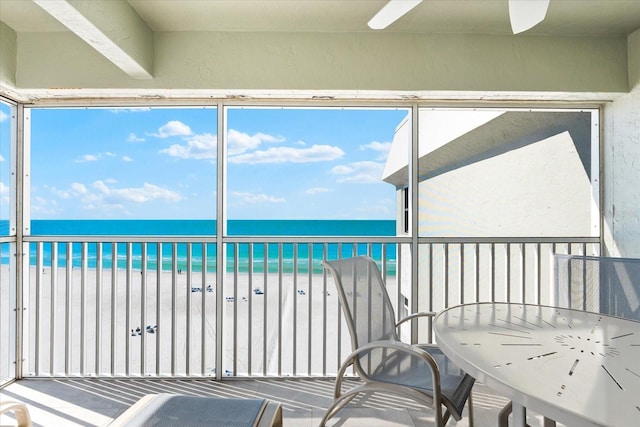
[434,303,640,427]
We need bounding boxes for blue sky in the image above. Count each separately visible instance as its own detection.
[0,104,9,221]
[1,102,408,220]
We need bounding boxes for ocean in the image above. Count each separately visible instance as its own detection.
[2,220,397,274]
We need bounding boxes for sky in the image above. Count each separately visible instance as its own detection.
[0,102,408,220]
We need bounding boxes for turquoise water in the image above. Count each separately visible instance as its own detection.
[28,219,394,237]
[1,220,396,273]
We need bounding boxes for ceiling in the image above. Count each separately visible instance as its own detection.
[1,0,638,102]
[1,0,639,37]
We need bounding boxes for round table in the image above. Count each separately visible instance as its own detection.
[434,303,640,427]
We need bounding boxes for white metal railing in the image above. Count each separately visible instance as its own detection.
[1,241,16,386]
[416,239,601,311]
[3,235,600,380]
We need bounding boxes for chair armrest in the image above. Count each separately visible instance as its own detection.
[343,340,441,385]
[0,401,32,427]
[395,311,436,329]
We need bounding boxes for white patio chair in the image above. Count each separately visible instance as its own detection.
[0,401,32,427]
[321,256,475,427]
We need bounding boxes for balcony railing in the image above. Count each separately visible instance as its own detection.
[0,235,599,384]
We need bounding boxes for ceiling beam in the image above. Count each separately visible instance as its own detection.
[32,0,153,79]
[0,22,17,88]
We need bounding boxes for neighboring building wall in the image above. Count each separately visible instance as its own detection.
[603,29,640,258]
[417,130,595,237]
[387,116,413,322]
[386,109,602,333]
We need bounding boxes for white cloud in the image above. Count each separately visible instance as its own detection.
[49,186,73,199]
[331,161,385,184]
[93,181,182,204]
[231,191,285,204]
[361,141,392,160]
[331,165,353,175]
[31,196,62,216]
[229,144,344,164]
[0,181,8,195]
[77,154,98,162]
[305,187,330,195]
[150,120,192,138]
[160,129,287,160]
[109,107,151,114]
[122,156,133,162]
[227,129,284,155]
[0,110,7,122]
[0,155,4,162]
[152,123,352,179]
[49,182,96,201]
[70,182,88,194]
[48,180,182,212]
[160,133,217,159]
[75,152,116,162]
[160,129,284,160]
[128,132,145,142]
[93,181,109,193]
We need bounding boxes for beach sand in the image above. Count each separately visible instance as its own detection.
[9,265,398,379]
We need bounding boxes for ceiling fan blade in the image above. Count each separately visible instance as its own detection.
[368,0,423,30]
[508,0,550,34]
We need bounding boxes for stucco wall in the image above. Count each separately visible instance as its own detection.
[417,130,596,237]
[603,31,640,257]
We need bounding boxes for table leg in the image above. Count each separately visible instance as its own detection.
[512,402,526,427]
[498,401,512,427]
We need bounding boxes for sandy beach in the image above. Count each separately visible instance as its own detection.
[6,265,398,379]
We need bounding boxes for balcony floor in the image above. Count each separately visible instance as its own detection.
[0,377,565,426]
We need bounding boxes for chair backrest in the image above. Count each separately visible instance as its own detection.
[323,256,398,351]
[555,254,640,320]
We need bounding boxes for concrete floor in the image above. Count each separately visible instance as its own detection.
[0,378,557,426]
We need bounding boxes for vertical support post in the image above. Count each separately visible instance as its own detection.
[593,109,602,256]
[410,104,419,344]
[13,103,27,379]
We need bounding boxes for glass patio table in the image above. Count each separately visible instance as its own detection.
[434,302,640,427]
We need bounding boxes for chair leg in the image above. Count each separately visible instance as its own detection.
[0,402,32,427]
[467,389,474,427]
[319,392,359,426]
[498,401,512,427]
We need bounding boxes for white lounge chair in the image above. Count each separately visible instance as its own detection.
[110,394,282,427]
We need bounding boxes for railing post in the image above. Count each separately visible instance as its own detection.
[215,103,224,380]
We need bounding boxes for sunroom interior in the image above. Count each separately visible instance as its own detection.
[1,1,639,426]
